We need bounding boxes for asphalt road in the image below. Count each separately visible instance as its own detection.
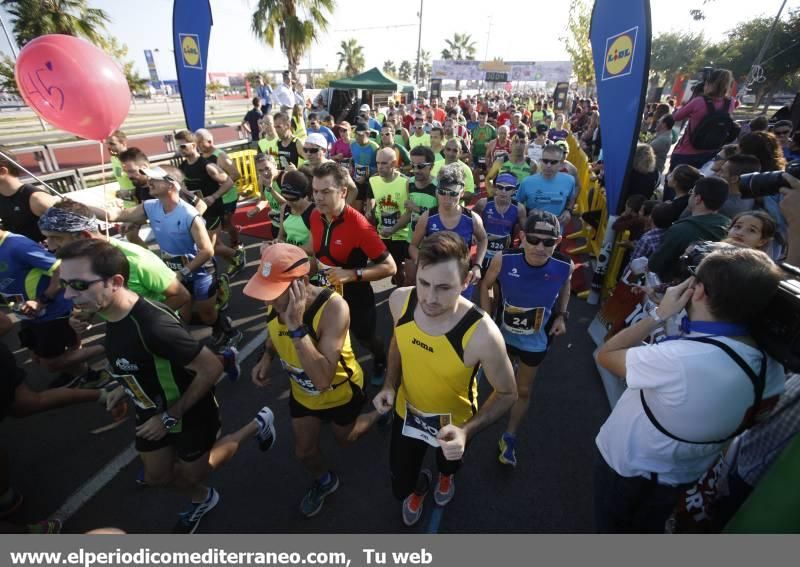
[0,236,609,534]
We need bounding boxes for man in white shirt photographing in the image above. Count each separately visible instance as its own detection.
[594,243,786,533]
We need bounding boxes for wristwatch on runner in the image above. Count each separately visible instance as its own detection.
[288,325,309,339]
[555,311,570,321]
[160,412,178,429]
[355,268,364,282]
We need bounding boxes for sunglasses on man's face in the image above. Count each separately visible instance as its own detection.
[178,143,193,150]
[412,162,432,170]
[437,187,461,197]
[495,184,516,192]
[541,159,560,165]
[303,147,321,154]
[525,234,557,247]
[60,278,106,291]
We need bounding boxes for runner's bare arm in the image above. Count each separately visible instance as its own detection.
[293,292,350,391]
[472,197,487,216]
[408,210,429,262]
[461,317,517,441]
[218,151,241,183]
[484,158,503,192]
[479,252,503,313]
[549,261,575,337]
[29,191,59,216]
[206,164,233,201]
[166,346,224,420]
[471,212,488,269]
[160,278,191,313]
[374,287,410,412]
[275,204,288,242]
[86,202,146,224]
[183,216,213,272]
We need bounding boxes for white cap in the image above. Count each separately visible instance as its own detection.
[140,166,173,181]
[305,132,328,149]
[359,103,371,112]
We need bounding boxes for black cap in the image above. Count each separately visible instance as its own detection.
[524,210,560,237]
[355,122,369,133]
[280,170,309,197]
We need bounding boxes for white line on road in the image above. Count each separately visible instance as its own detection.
[52,331,270,523]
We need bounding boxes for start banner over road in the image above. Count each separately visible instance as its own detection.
[431,60,572,83]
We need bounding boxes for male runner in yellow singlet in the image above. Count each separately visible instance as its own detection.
[373,231,517,526]
[246,243,367,518]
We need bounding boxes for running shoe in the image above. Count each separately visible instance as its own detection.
[224,329,243,350]
[221,346,240,382]
[0,489,23,518]
[216,273,231,312]
[27,519,62,534]
[371,362,386,387]
[173,487,220,534]
[402,469,431,526]
[135,467,147,487]
[433,473,455,506]
[226,246,246,277]
[300,472,339,517]
[498,432,517,467]
[254,406,276,452]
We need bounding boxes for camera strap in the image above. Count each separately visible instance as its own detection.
[640,336,766,445]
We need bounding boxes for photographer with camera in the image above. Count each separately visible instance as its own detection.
[594,245,787,533]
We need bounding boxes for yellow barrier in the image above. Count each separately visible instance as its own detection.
[229,149,259,198]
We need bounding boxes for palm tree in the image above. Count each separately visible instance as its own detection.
[441,33,476,90]
[2,0,110,46]
[383,60,397,76]
[419,50,432,85]
[337,38,365,77]
[251,0,335,81]
[440,33,477,61]
[398,60,413,82]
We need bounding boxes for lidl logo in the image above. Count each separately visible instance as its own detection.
[180,34,202,69]
[601,27,638,81]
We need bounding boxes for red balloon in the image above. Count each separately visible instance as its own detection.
[15,34,131,141]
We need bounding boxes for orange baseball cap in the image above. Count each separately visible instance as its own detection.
[243,243,310,301]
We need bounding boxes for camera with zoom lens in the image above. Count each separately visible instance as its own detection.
[739,160,800,199]
[680,241,800,372]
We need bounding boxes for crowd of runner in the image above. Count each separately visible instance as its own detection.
[1,67,800,534]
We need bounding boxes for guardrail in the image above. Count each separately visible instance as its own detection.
[22,139,250,196]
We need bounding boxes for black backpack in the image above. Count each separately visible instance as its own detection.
[688,97,740,150]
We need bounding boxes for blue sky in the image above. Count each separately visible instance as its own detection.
[0,0,790,80]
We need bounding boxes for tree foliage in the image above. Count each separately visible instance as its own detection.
[383,60,397,76]
[441,33,476,61]
[650,32,708,84]
[1,0,110,46]
[398,60,413,82]
[251,0,335,80]
[560,0,594,90]
[336,38,365,77]
[96,35,148,95]
[314,70,344,89]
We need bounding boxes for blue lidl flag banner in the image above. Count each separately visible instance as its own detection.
[172,0,212,131]
[589,0,651,216]
[143,50,160,86]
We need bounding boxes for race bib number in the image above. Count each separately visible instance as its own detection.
[381,210,399,229]
[402,401,451,448]
[487,234,508,252]
[313,261,344,296]
[355,164,369,180]
[502,302,544,335]
[108,370,158,411]
[162,254,186,272]
[281,360,322,396]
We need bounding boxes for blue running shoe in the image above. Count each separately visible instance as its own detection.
[173,488,219,534]
[498,433,517,467]
[300,472,339,517]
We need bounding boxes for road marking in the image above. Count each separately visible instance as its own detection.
[239,329,267,361]
[50,444,138,522]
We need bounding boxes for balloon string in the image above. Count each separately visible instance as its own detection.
[99,141,110,239]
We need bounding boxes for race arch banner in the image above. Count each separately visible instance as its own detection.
[431,60,572,83]
[172,0,212,131]
[589,0,651,216]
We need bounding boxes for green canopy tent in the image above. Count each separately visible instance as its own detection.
[329,67,416,94]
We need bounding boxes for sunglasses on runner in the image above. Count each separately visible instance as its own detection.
[495,184,516,192]
[304,147,322,154]
[412,162,432,170]
[178,143,193,149]
[541,159,560,165]
[436,187,461,197]
[525,234,558,247]
[60,278,106,291]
